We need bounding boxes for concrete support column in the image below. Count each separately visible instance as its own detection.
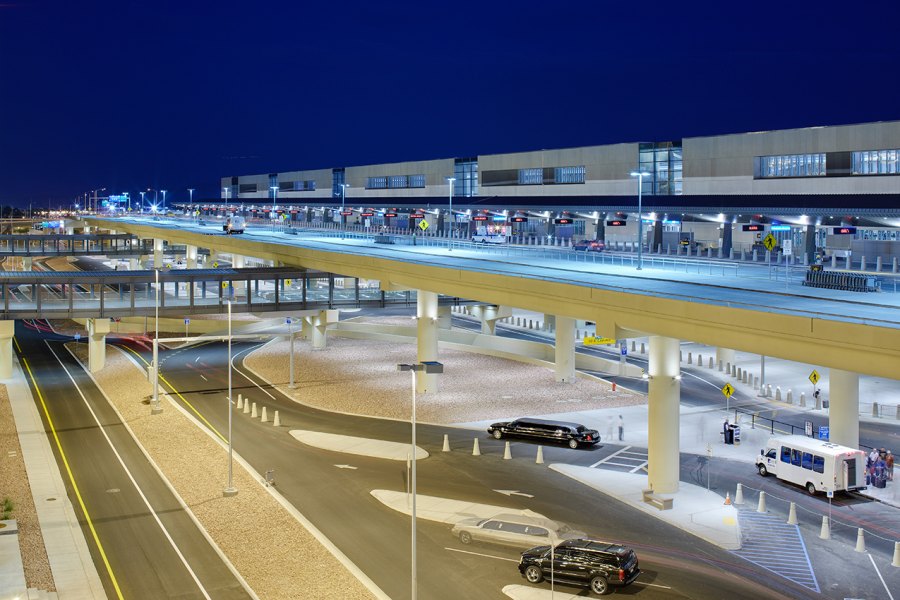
[23,257,33,271]
[153,239,164,268]
[416,290,439,394]
[436,305,452,330]
[185,244,198,269]
[721,222,733,257]
[209,250,220,268]
[232,255,246,292]
[716,348,735,366]
[829,369,859,450]
[87,318,111,373]
[648,335,681,494]
[307,309,337,350]
[0,321,14,379]
[554,316,576,383]
[129,258,140,271]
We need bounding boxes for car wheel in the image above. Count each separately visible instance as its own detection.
[493,430,503,440]
[758,464,768,477]
[459,531,472,545]
[590,575,610,595]
[524,565,544,584]
[568,439,579,449]
[806,482,817,496]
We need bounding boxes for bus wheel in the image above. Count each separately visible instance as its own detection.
[806,482,817,495]
[758,464,768,477]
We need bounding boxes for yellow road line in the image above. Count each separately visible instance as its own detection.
[21,356,125,600]
[118,344,227,444]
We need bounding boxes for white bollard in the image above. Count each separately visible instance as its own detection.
[687,352,692,365]
[709,357,714,369]
[503,441,512,460]
[237,393,243,410]
[775,386,782,402]
[680,351,683,363]
[820,516,830,540]
[855,528,866,553]
[251,402,258,418]
[631,341,636,352]
[442,434,451,452]
[800,392,806,408]
[243,399,250,414]
[725,361,731,374]
[273,410,281,427]
[261,406,268,423]
[731,364,737,377]
[787,502,798,525]
[742,371,749,385]
[640,342,645,354]
[536,446,544,464]
[718,359,723,372]
[697,354,703,367]
[754,375,759,390]
[766,383,773,397]
[757,491,767,513]
[893,541,900,567]
[786,389,793,405]
[472,438,481,456]
[734,483,744,505]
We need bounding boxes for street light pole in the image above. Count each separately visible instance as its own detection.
[161,190,167,214]
[224,300,238,497]
[396,361,443,600]
[446,176,455,250]
[140,191,146,213]
[629,171,650,270]
[271,186,279,232]
[287,317,295,388]
[339,183,349,239]
[151,268,162,414]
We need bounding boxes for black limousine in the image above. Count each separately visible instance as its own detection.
[487,418,600,449]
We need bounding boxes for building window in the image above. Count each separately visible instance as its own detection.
[639,142,683,195]
[367,176,388,189]
[518,168,543,185]
[454,158,478,196]
[852,149,899,174]
[759,153,826,177]
[332,168,345,197]
[283,180,316,191]
[409,174,426,188]
[387,175,408,188]
[238,183,258,194]
[554,166,585,184]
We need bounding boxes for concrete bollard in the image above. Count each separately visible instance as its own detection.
[876,256,883,272]
[800,392,806,408]
[536,446,544,464]
[786,389,793,405]
[273,410,281,427]
[251,402,258,418]
[709,357,714,369]
[736,367,742,380]
[631,341,636,352]
[753,249,758,261]
[680,351,683,363]
[687,352,692,365]
[896,405,900,420]
[820,516,830,540]
[731,364,737,377]
[261,406,268,422]
[757,491,767,513]
[718,359,723,372]
[237,393,243,410]
[832,255,837,269]
[742,371,749,385]
[893,541,900,567]
[861,256,867,271]
[697,354,703,367]
[740,249,745,261]
[243,399,250,414]
[442,434,451,452]
[787,502,798,525]
[855,528,866,553]
[754,375,759,390]
[815,396,822,410]
[575,330,581,340]
[873,402,880,418]
[775,387,782,402]
[640,342,646,354]
[725,361,731,374]
[734,483,744,505]
[503,441,512,460]
[472,438,481,456]
[766,384,773,398]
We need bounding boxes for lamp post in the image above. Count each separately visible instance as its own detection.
[151,268,162,414]
[446,176,455,250]
[287,317,295,388]
[139,191,146,213]
[161,190,167,214]
[271,186,279,232]
[224,299,238,497]
[396,361,443,600]
[629,171,651,270]
[339,183,349,239]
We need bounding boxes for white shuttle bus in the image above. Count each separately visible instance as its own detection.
[755,435,866,495]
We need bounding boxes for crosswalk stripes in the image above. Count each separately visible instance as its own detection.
[730,508,820,593]
[589,445,649,473]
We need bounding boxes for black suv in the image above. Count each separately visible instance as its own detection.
[487,418,600,449]
[518,539,640,596]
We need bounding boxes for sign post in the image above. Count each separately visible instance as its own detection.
[184,317,190,337]
[722,382,735,412]
[809,369,820,410]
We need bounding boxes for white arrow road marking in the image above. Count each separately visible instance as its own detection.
[445,547,518,562]
[493,489,534,498]
[199,374,207,381]
[334,464,358,470]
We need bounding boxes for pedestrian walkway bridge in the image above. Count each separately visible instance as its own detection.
[0,267,455,319]
[0,233,149,256]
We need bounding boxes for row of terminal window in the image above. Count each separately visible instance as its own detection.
[760,149,900,178]
[775,445,826,473]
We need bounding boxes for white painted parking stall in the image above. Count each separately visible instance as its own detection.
[589,445,648,474]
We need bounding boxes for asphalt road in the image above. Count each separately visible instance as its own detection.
[16,321,249,600]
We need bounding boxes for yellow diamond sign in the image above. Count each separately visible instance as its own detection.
[583,336,616,346]
[762,233,777,251]
[809,370,820,385]
[418,219,429,231]
[722,383,735,398]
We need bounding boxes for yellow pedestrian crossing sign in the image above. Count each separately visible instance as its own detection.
[809,369,820,385]
[762,233,777,251]
[418,219,429,232]
[722,383,735,398]
[583,336,616,346]
[213,261,218,268]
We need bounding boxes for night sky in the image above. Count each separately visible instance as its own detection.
[1,0,898,207]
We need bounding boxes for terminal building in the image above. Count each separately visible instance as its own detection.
[199,120,900,263]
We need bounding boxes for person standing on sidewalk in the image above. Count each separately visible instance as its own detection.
[887,451,894,482]
[617,415,624,441]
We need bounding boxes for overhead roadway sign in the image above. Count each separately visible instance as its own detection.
[340,211,353,216]
[721,383,735,398]
[410,213,425,219]
[554,218,573,225]
[762,233,778,251]
[583,335,616,345]
[833,227,856,235]
[384,212,398,218]
[606,220,627,226]
[510,217,528,223]
[809,369,820,385]
[472,215,489,221]
[360,212,374,217]
[742,224,765,232]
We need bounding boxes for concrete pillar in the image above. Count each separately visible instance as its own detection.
[716,348,735,368]
[416,290,439,394]
[470,305,510,335]
[554,316,576,383]
[829,369,859,449]
[232,255,246,292]
[308,310,337,350]
[209,250,221,268]
[129,258,140,271]
[153,239,164,268]
[23,257,33,271]
[0,321,13,378]
[721,222,733,257]
[648,335,680,494]
[436,305,452,330]
[87,318,111,373]
[185,244,198,269]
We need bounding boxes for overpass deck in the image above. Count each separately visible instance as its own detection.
[0,233,149,256]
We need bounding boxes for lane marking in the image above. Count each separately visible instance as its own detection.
[868,553,895,600]
[45,342,213,600]
[200,374,208,381]
[19,356,126,600]
[632,580,672,589]
[444,547,519,562]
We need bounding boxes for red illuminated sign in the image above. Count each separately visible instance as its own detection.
[554,218,573,225]
[340,211,353,216]
[742,224,764,232]
[360,212,374,217]
[384,212,398,218]
[606,220,627,227]
[410,213,425,219]
[510,217,528,223]
[473,215,489,221]
[832,227,856,235]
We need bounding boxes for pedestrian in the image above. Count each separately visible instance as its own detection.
[617,415,624,441]
[887,451,894,482]
[813,388,820,401]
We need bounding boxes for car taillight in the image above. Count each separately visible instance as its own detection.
[618,568,625,581]
[586,434,592,441]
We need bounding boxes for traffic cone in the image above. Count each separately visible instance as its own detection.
[503,441,512,460]
[442,434,451,452]
[472,438,481,456]
[892,541,900,567]
[734,483,744,505]
[787,502,798,525]
[819,516,830,540]
[251,402,257,418]
[536,446,544,464]
[273,410,280,427]
[243,399,250,414]
[855,528,866,553]
[757,491,767,513]
[236,394,243,410]
[724,493,732,506]
[261,406,268,423]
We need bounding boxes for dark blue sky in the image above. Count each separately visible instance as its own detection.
[1,0,898,207]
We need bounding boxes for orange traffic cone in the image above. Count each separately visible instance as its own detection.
[724,492,732,506]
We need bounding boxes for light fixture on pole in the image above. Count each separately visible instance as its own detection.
[161,189,167,214]
[446,176,456,250]
[271,186,279,231]
[139,191,146,213]
[224,299,238,497]
[151,268,162,414]
[339,183,349,239]
[287,317,295,388]
[396,361,443,600]
[629,171,651,270]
